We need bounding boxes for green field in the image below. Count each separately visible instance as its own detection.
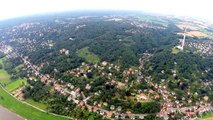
[0,59,3,65]
[77,47,100,64]
[172,47,181,54]
[0,57,6,65]
[5,79,27,92]
[0,69,11,85]
[0,86,69,120]
[139,15,168,27]
[199,111,213,120]
[0,63,70,120]
[15,64,24,72]
[26,99,47,110]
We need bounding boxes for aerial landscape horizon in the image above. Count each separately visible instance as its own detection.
[0,1,213,120]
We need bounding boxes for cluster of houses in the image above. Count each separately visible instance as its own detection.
[0,42,13,54]
[130,21,166,30]
[59,48,69,55]
[1,40,212,120]
[41,40,54,49]
[186,40,213,56]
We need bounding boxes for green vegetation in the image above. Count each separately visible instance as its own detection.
[0,87,69,120]
[139,15,168,27]
[172,47,180,54]
[15,64,24,72]
[0,58,5,65]
[200,111,213,120]
[0,69,11,85]
[26,99,47,110]
[5,79,27,92]
[77,47,100,64]
[0,12,213,119]
[200,28,213,37]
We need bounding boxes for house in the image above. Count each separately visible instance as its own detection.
[120,114,126,119]
[67,95,72,101]
[129,115,135,120]
[117,82,125,87]
[87,105,93,112]
[204,96,209,101]
[102,61,107,66]
[154,94,160,99]
[65,50,69,55]
[103,102,108,106]
[126,111,132,114]
[137,93,148,100]
[117,106,122,111]
[139,115,144,119]
[106,111,112,118]
[93,107,98,112]
[100,110,105,115]
[110,105,115,110]
[86,84,91,90]
[188,99,192,103]
[55,84,62,91]
[70,91,77,98]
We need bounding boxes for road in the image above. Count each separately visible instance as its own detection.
[0,106,24,120]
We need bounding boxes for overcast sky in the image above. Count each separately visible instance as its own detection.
[0,0,212,21]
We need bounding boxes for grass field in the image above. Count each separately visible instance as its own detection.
[0,69,11,85]
[199,111,213,120]
[15,64,24,72]
[0,59,3,65]
[0,57,6,65]
[0,65,69,120]
[172,47,181,54]
[26,99,47,111]
[0,87,69,120]
[5,79,27,92]
[77,47,100,64]
[139,15,168,27]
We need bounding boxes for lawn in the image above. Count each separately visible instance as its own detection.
[172,47,180,54]
[199,111,213,120]
[77,47,100,64]
[5,79,27,92]
[0,69,11,85]
[0,87,69,120]
[15,64,24,72]
[0,59,3,65]
[26,99,47,111]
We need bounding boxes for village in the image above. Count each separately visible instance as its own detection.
[0,41,212,120]
[0,14,213,119]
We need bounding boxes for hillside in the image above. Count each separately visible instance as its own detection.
[0,11,212,120]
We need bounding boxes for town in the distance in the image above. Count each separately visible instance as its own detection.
[0,11,213,120]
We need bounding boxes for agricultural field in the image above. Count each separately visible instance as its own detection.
[77,47,100,64]
[139,15,168,27]
[186,31,209,37]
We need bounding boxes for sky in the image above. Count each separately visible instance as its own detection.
[0,0,212,21]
